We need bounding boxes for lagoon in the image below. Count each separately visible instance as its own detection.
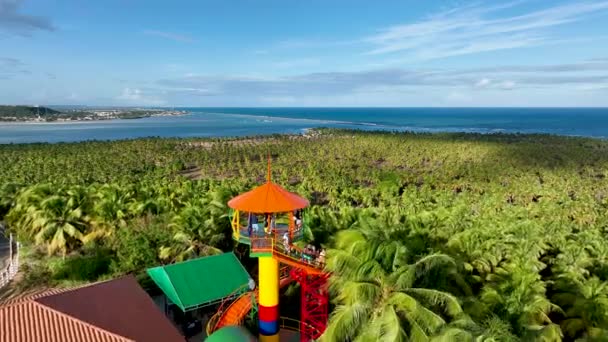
[0,107,607,144]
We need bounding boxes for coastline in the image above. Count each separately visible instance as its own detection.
[0,111,189,124]
[0,108,606,144]
[0,128,604,147]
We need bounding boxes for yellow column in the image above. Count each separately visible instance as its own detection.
[258,256,279,341]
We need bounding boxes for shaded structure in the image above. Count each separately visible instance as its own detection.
[228,158,308,247]
[0,275,184,342]
[208,157,329,342]
[147,252,251,312]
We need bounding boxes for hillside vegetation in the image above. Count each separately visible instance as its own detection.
[0,105,183,121]
[0,105,60,119]
[1,129,607,341]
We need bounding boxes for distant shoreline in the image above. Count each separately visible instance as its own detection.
[1,108,606,144]
[0,112,189,125]
[0,107,188,123]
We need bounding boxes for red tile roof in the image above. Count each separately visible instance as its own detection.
[0,285,84,307]
[0,276,184,342]
[0,301,131,342]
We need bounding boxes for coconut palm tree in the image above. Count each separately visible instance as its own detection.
[321,228,467,341]
[553,277,608,340]
[479,257,562,341]
[0,182,21,219]
[159,193,231,262]
[92,184,134,228]
[5,183,55,238]
[26,193,91,256]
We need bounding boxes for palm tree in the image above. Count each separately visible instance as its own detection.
[479,257,562,341]
[321,229,467,341]
[0,182,21,219]
[5,183,55,239]
[26,194,91,256]
[92,184,134,228]
[553,277,608,340]
[159,195,231,262]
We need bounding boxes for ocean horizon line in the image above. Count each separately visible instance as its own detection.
[1,108,606,144]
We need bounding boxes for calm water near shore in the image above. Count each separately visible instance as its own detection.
[0,108,607,144]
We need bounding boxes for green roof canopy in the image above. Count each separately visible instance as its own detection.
[147,252,250,312]
[206,326,257,342]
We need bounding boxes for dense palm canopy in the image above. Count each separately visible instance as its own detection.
[1,129,608,341]
[322,228,466,341]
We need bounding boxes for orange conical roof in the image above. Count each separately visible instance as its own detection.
[228,181,309,213]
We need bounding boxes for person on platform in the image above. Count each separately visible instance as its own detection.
[283,232,290,252]
[293,210,303,230]
[318,249,326,267]
[251,214,259,235]
[247,212,253,237]
[302,245,311,262]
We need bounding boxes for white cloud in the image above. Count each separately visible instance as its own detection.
[143,30,195,43]
[474,78,517,90]
[116,87,166,105]
[475,78,492,87]
[158,58,608,96]
[576,83,608,91]
[150,57,608,106]
[364,1,608,60]
[117,88,143,101]
[500,80,517,90]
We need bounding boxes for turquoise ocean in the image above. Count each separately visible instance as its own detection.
[0,107,607,144]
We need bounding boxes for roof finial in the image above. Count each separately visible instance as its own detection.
[267,152,271,183]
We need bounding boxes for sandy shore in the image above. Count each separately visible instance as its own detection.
[0,112,189,125]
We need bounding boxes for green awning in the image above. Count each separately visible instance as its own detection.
[147,252,250,312]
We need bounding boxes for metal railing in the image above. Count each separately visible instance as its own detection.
[279,316,301,331]
[230,209,308,244]
[0,234,19,290]
[265,242,325,272]
[251,237,274,253]
[248,236,325,273]
[279,316,322,339]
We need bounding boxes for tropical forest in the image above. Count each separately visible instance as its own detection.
[1,129,607,341]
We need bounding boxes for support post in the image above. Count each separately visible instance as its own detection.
[288,211,294,243]
[258,256,279,342]
[290,269,329,342]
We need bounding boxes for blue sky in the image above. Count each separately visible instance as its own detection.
[1,0,608,107]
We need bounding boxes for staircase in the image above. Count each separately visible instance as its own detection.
[209,270,293,333]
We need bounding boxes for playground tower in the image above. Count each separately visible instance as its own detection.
[227,157,314,342]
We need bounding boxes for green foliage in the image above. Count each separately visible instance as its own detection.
[0,105,179,122]
[108,217,173,274]
[0,105,60,120]
[49,247,113,281]
[323,228,467,341]
[1,129,608,340]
